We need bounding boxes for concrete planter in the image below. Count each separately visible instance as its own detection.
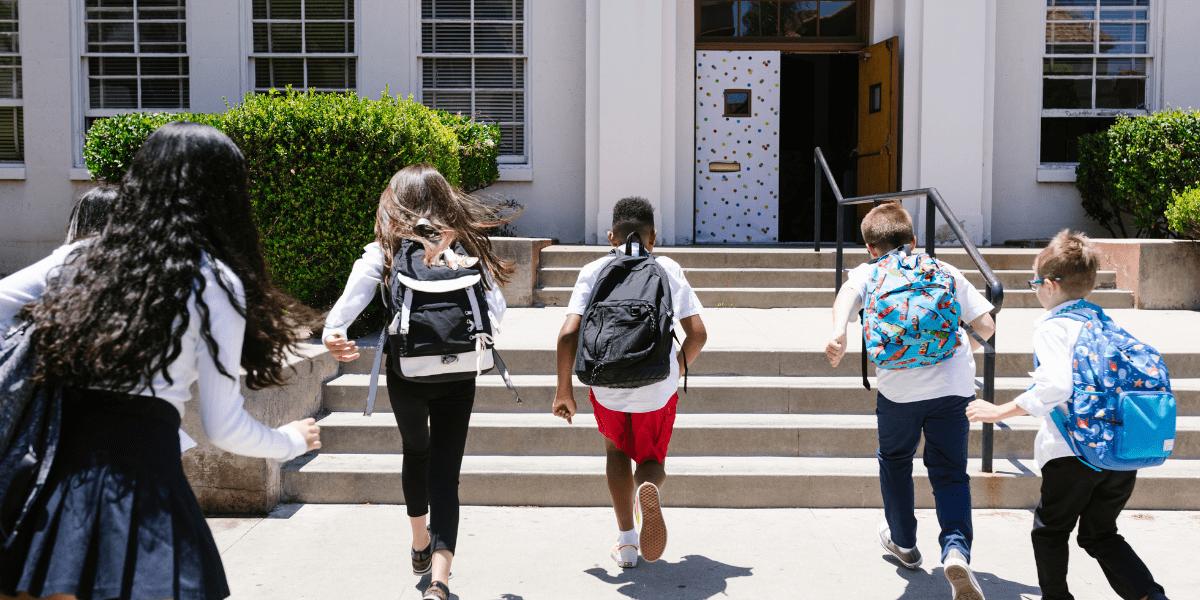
[181,343,338,515]
[1092,239,1200,310]
[491,237,554,307]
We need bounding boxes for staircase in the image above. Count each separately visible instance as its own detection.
[282,246,1200,510]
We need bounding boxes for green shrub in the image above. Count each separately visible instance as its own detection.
[83,89,502,314]
[1167,187,1200,239]
[436,110,500,193]
[1076,109,1200,237]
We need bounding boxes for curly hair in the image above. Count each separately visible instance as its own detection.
[375,163,519,294]
[24,121,316,391]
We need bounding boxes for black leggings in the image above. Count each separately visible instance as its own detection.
[386,366,475,555]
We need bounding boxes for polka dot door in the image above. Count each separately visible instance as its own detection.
[695,50,781,243]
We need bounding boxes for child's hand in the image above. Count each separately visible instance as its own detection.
[966,400,1004,423]
[324,333,359,362]
[286,417,322,452]
[552,394,577,425]
[825,332,847,367]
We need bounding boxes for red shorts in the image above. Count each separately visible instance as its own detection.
[589,390,679,464]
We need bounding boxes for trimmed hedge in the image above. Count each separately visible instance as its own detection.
[1076,109,1200,238]
[83,89,501,311]
[1167,187,1200,239]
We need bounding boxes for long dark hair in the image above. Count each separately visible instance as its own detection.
[375,163,519,292]
[25,121,315,390]
[65,186,118,243]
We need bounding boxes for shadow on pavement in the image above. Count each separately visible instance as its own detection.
[890,563,1042,600]
[585,554,753,600]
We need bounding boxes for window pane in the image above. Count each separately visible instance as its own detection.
[1098,22,1146,43]
[0,58,20,99]
[424,57,472,88]
[257,57,303,89]
[740,2,779,37]
[475,0,517,20]
[87,22,135,53]
[1099,43,1146,54]
[91,56,137,76]
[1043,79,1092,109]
[1041,117,1118,162]
[1096,78,1145,108]
[475,90,521,122]
[425,90,471,114]
[89,78,138,108]
[422,23,470,53]
[1097,57,1144,76]
[780,2,818,37]
[476,57,522,88]
[0,106,22,161]
[141,77,187,108]
[139,22,186,53]
[253,0,267,20]
[1046,21,1094,44]
[253,23,268,52]
[142,56,188,76]
[268,23,302,52]
[1044,57,1092,75]
[305,22,352,53]
[1047,9,1094,20]
[1100,9,1146,20]
[1047,0,1096,7]
[1099,0,1148,6]
[0,1,17,21]
[818,1,856,37]
[423,0,471,20]
[474,23,520,53]
[699,1,737,37]
[306,0,352,20]
[498,123,521,156]
[0,32,16,54]
[307,57,353,88]
[266,0,301,19]
[137,6,184,19]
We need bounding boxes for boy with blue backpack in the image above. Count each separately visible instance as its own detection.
[826,203,995,600]
[967,230,1173,600]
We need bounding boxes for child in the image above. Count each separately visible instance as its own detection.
[552,196,707,569]
[322,163,515,600]
[826,203,994,600]
[65,186,118,243]
[967,230,1171,600]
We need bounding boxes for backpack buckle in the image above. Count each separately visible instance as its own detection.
[441,354,458,365]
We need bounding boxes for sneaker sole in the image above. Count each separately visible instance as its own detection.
[637,485,667,562]
[945,564,984,600]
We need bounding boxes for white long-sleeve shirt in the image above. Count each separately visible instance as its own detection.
[322,242,506,341]
[0,243,308,462]
[1014,299,1087,469]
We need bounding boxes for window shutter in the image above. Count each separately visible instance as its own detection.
[252,0,357,93]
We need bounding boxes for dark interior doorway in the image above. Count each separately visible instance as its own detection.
[778,53,859,243]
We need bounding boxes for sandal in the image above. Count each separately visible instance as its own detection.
[411,532,432,575]
[423,580,450,600]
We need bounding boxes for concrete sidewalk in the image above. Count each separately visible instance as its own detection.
[209,505,1198,599]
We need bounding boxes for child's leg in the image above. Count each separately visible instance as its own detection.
[1076,470,1166,600]
[875,393,925,549]
[921,394,973,562]
[386,368,433,549]
[1032,458,1101,600]
[634,460,666,488]
[605,437,636,530]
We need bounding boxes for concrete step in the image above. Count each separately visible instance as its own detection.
[533,286,1133,309]
[537,266,1118,291]
[312,411,1200,460]
[281,453,1200,509]
[539,246,1047,271]
[322,374,1200,416]
[339,347,1200,379]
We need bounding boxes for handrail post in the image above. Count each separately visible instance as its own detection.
[925,194,936,257]
[814,154,822,252]
[835,204,845,292]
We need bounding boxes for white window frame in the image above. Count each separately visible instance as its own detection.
[71,0,193,169]
[0,0,22,166]
[1038,0,1164,172]
[415,0,530,166]
[248,0,360,95]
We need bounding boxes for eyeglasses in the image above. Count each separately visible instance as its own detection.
[1027,277,1061,291]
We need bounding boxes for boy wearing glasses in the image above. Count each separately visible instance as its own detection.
[967,230,1171,600]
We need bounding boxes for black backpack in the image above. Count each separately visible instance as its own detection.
[574,232,686,390]
[0,322,62,549]
[363,240,519,415]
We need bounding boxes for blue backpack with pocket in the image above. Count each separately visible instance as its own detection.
[862,248,962,371]
[1044,300,1175,471]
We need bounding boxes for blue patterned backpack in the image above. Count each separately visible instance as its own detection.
[862,249,962,372]
[1044,301,1175,471]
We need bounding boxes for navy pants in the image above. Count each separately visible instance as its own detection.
[876,392,973,563]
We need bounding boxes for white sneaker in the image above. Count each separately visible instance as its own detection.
[943,549,985,600]
[610,542,639,568]
[877,521,922,569]
[634,482,667,562]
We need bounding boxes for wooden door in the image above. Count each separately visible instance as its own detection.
[856,37,899,199]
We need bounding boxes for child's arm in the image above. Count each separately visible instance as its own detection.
[826,285,863,367]
[677,314,707,374]
[966,399,1029,423]
[553,314,582,424]
[967,320,1073,424]
[964,312,996,352]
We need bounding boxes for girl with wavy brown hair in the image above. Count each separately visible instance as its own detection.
[0,122,321,600]
[323,163,517,600]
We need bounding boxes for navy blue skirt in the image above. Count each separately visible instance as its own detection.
[0,389,229,600]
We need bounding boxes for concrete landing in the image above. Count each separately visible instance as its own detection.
[209,505,1200,600]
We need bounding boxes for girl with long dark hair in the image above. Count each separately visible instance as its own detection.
[0,121,321,600]
[323,163,517,600]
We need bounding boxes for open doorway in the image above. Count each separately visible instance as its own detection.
[777,53,858,243]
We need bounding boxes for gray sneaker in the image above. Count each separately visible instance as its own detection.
[943,548,985,600]
[877,521,922,569]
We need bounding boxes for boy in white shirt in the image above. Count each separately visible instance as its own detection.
[826,203,995,600]
[552,197,707,569]
[967,230,1170,600]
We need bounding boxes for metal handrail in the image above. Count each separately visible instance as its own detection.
[813,147,1006,472]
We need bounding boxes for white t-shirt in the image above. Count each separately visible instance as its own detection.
[1014,300,1086,469]
[844,253,994,403]
[566,244,703,413]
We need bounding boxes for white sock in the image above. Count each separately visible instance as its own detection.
[618,528,638,546]
[897,544,914,552]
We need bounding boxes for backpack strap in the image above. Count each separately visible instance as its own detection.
[364,326,388,416]
[859,309,871,391]
[672,330,688,393]
[491,348,521,404]
[1049,404,1102,472]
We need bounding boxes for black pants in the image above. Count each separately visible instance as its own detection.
[386,366,475,555]
[1032,457,1165,600]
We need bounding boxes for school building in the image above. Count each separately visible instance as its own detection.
[2,0,1198,273]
